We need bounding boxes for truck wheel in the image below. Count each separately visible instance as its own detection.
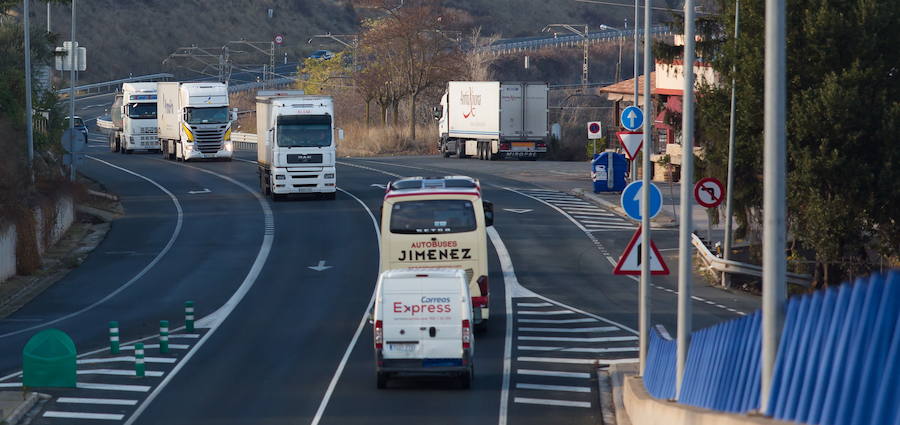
[478,143,484,160]
[376,371,388,389]
[109,134,117,152]
[456,142,466,159]
[442,148,451,158]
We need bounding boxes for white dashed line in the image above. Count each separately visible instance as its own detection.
[516,383,592,393]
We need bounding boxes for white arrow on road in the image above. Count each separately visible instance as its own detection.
[308,260,333,272]
[188,189,211,194]
[503,208,533,214]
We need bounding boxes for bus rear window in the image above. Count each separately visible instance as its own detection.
[389,200,476,234]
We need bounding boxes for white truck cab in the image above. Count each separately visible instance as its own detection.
[157,82,235,161]
[109,82,159,154]
[373,269,475,389]
[256,91,339,200]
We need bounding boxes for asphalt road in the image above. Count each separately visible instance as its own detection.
[0,101,759,424]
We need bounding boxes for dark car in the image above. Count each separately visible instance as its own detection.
[308,50,334,60]
[65,116,89,143]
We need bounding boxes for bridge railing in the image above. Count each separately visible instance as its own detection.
[643,270,899,424]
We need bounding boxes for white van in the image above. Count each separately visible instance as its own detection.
[372,269,475,389]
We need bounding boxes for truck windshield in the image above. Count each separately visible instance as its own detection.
[390,200,477,234]
[126,103,157,119]
[277,115,332,148]
[185,107,228,124]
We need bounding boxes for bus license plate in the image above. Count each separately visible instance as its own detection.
[388,343,416,352]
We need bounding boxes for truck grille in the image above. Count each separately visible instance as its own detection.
[193,127,225,153]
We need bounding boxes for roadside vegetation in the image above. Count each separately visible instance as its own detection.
[1,1,79,275]
[654,0,900,286]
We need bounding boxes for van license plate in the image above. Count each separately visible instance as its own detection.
[388,343,416,352]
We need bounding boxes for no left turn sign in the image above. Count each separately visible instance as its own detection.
[694,177,725,208]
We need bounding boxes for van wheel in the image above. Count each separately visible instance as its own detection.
[459,366,473,389]
[376,371,388,389]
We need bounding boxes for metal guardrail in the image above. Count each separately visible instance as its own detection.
[486,25,672,54]
[231,132,257,152]
[228,76,299,93]
[56,73,173,97]
[692,233,811,287]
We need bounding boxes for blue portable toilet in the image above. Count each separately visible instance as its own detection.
[592,152,628,192]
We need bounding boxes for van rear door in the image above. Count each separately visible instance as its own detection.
[381,276,463,361]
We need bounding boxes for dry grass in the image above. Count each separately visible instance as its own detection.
[339,123,438,158]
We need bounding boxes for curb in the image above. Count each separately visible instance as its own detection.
[570,188,678,229]
[3,392,46,425]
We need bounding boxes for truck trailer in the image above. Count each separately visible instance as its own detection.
[108,82,159,154]
[256,91,339,200]
[157,82,235,161]
[434,81,549,160]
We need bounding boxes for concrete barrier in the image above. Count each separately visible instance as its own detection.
[0,196,75,285]
[622,375,794,425]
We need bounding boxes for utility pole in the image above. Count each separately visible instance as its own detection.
[542,24,590,89]
[24,0,35,181]
[47,2,50,32]
[761,0,787,412]
[675,0,697,398]
[639,0,652,376]
[723,0,740,287]
[69,0,77,182]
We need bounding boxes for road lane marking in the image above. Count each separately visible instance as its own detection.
[76,383,151,392]
[518,326,618,333]
[77,356,176,364]
[0,382,21,388]
[119,343,189,350]
[518,335,638,343]
[57,397,138,405]
[516,302,552,307]
[44,411,124,420]
[517,357,640,365]
[516,383,592,393]
[516,310,575,315]
[513,397,591,408]
[77,369,164,377]
[517,317,598,324]
[517,369,591,379]
[124,160,275,425]
[0,156,184,340]
[310,188,381,425]
[518,346,639,353]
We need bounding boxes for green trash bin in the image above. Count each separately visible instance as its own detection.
[22,329,77,388]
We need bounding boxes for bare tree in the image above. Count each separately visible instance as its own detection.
[463,27,501,81]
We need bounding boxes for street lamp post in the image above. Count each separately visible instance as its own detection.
[542,24,590,90]
[598,24,623,83]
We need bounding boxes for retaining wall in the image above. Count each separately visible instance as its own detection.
[0,196,75,284]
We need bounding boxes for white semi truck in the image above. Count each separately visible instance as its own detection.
[256,91,339,200]
[157,82,235,161]
[108,82,159,154]
[434,81,549,160]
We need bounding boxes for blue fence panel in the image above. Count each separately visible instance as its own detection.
[644,326,676,400]
[643,269,898,424]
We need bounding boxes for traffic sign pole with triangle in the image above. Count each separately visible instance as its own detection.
[616,131,644,161]
[613,226,670,275]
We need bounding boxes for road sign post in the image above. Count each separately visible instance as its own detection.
[620,181,662,221]
[621,105,644,131]
[694,177,725,243]
[588,121,603,154]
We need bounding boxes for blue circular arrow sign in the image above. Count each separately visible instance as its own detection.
[620,106,644,131]
[620,181,663,221]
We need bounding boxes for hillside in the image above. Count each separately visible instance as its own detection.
[37,0,632,83]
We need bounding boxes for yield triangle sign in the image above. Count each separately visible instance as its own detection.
[616,131,644,161]
[613,226,670,275]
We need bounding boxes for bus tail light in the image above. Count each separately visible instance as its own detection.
[374,320,384,350]
[462,319,471,349]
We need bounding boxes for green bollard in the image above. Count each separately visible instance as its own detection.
[159,320,169,354]
[185,301,195,333]
[109,321,120,354]
[134,343,145,377]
